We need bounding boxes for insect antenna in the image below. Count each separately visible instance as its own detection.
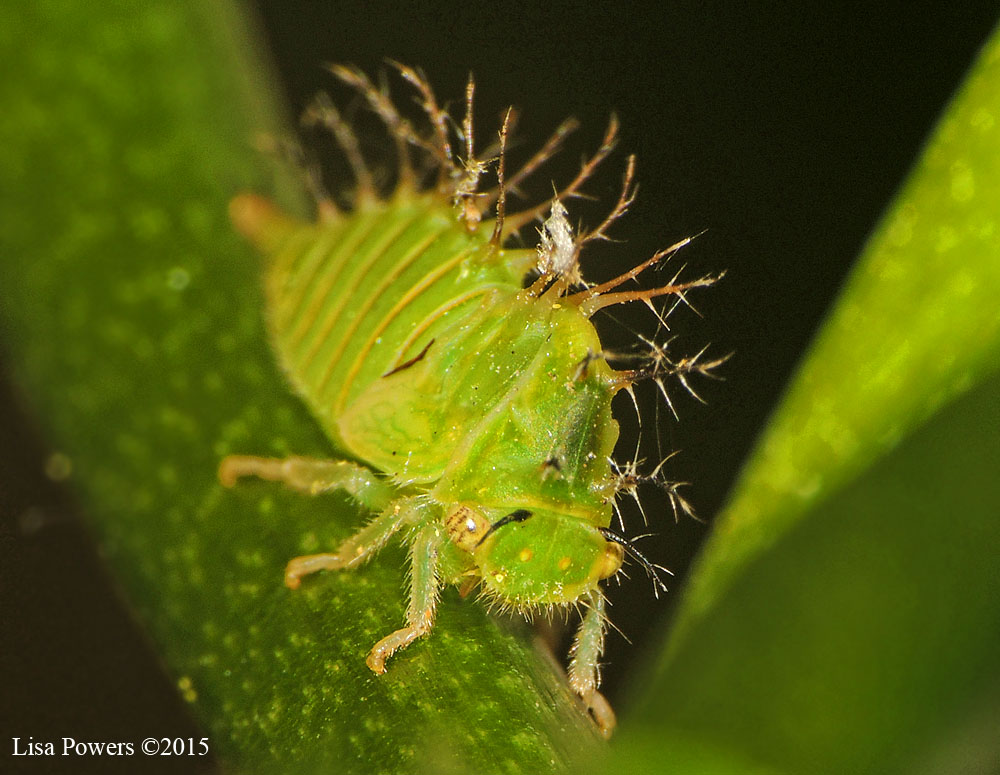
[599,528,670,598]
[475,509,533,548]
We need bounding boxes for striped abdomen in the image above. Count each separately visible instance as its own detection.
[255,194,532,447]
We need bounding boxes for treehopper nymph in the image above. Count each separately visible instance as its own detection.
[219,63,723,736]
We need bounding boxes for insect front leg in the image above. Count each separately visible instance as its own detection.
[218,455,393,510]
[366,522,444,674]
[568,589,616,738]
[283,498,418,589]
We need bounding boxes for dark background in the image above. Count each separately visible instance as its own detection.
[2,2,997,771]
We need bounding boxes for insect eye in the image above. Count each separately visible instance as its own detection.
[444,505,490,553]
[597,540,624,580]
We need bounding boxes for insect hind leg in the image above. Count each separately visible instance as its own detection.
[218,455,393,510]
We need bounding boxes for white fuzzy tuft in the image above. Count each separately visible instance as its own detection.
[536,200,580,284]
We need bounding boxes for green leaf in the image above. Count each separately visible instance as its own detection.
[0,2,603,773]
[611,22,1000,775]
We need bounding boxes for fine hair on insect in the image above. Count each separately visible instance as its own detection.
[218,61,724,737]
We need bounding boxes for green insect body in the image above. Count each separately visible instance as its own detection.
[220,64,718,736]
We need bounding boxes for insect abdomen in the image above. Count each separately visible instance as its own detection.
[255,195,531,444]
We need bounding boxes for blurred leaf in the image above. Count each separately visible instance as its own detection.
[623,369,1000,774]
[677,24,1000,641]
[611,21,1000,775]
[0,2,602,773]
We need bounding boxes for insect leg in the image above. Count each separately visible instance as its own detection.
[366,521,443,674]
[568,589,617,738]
[284,497,421,589]
[218,455,393,510]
